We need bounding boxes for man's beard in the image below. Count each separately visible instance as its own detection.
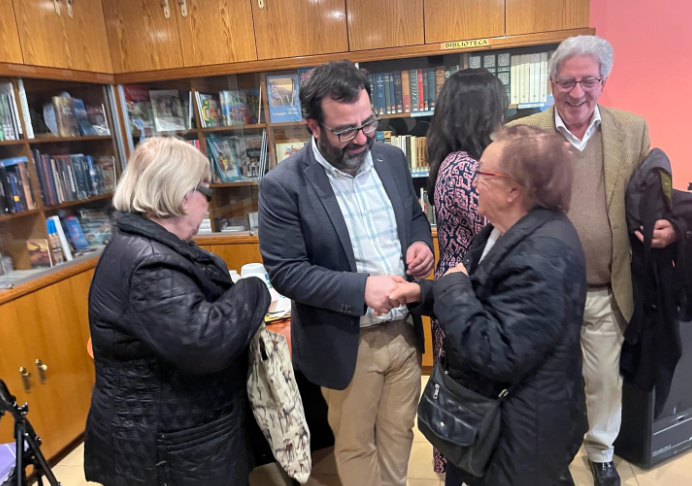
[317,134,375,172]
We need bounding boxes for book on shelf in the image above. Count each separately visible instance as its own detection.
[0,156,35,214]
[27,239,52,268]
[78,207,113,245]
[47,216,72,261]
[150,90,187,132]
[187,139,201,151]
[401,70,411,113]
[53,96,80,138]
[87,104,111,136]
[275,141,307,163]
[419,187,437,227]
[0,82,22,141]
[207,132,267,182]
[219,89,260,126]
[197,93,221,128]
[17,79,33,139]
[267,74,301,123]
[73,99,98,136]
[124,85,155,132]
[63,216,90,251]
[376,132,428,176]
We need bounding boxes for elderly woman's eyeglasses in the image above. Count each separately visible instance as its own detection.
[473,170,511,183]
[321,118,380,143]
[554,77,602,92]
[195,185,214,202]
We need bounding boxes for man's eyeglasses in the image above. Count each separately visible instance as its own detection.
[554,77,602,92]
[321,118,380,143]
[195,184,214,202]
[473,170,511,184]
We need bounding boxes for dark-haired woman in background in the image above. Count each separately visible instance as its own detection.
[425,69,508,477]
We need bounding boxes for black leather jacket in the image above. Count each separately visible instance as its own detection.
[84,213,270,486]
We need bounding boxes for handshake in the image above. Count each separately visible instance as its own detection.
[364,275,422,316]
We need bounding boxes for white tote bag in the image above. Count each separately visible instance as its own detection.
[247,323,312,483]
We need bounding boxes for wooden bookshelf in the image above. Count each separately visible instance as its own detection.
[28,135,114,144]
[0,208,42,223]
[42,194,114,211]
[210,181,259,188]
[0,139,25,147]
[201,123,267,133]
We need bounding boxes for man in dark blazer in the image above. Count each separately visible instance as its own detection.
[258,61,434,486]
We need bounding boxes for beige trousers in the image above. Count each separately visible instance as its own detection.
[322,319,421,486]
[581,287,627,463]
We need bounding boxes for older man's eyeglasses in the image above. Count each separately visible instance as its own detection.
[555,77,602,92]
[321,118,380,143]
[195,184,214,202]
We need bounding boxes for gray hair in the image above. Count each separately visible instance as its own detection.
[549,35,614,81]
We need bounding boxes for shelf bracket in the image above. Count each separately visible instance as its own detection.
[161,0,170,19]
[178,0,188,18]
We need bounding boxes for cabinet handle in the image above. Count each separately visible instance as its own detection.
[258,0,265,10]
[19,367,32,394]
[178,0,188,19]
[66,0,74,19]
[161,0,171,19]
[35,359,49,384]
[53,0,62,17]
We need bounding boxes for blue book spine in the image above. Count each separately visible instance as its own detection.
[64,216,90,250]
[375,73,386,115]
[9,172,23,212]
[394,71,403,113]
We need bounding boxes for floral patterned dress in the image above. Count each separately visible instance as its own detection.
[431,151,487,473]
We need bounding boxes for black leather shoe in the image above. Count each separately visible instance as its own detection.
[589,460,621,486]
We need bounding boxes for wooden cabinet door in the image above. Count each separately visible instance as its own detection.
[64,0,113,72]
[13,0,72,69]
[506,0,590,35]
[251,0,348,60]
[424,0,504,44]
[347,0,424,51]
[103,0,185,73]
[177,0,257,67]
[0,300,50,452]
[0,0,23,64]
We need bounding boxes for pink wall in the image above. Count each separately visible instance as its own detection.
[590,0,692,190]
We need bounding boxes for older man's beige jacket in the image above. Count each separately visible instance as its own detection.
[509,105,650,322]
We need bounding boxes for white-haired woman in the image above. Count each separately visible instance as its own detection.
[84,137,270,486]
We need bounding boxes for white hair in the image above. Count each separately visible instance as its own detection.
[549,35,614,81]
[113,137,211,218]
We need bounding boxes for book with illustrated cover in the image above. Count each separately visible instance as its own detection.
[87,104,110,135]
[27,239,52,268]
[94,156,117,193]
[267,74,301,123]
[198,93,221,128]
[275,141,307,163]
[150,90,186,132]
[73,99,97,136]
[63,216,90,251]
[124,85,154,131]
[53,96,79,137]
[207,137,242,182]
[298,67,315,85]
[220,90,260,126]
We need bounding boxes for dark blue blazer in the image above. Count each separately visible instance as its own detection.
[258,141,433,390]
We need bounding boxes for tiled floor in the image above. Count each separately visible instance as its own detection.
[51,376,692,486]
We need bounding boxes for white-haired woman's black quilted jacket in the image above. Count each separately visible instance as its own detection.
[84,213,270,486]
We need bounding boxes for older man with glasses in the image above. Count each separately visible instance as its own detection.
[258,60,434,486]
[511,35,677,486]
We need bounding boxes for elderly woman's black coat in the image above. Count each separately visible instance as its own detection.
[84,213,270,486]
[418,208,588,486]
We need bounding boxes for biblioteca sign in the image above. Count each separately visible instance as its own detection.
[441,39,492,50]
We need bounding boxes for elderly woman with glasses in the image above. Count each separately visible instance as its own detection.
[390,125,588,486]
[84,137,270,486]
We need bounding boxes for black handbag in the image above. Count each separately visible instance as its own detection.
[417,361,512,478]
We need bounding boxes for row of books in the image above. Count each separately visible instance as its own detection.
[27,210,112,268]
[45,95,110,138]
[0,82,22,141]
[0,156,35,214]
[419,188,437,227]
[207,131,268,183]
[32,150,116,206]
[196,90,260,128]
[365,67,461,116]
[376,132,429,176]
[125,86,194,133]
